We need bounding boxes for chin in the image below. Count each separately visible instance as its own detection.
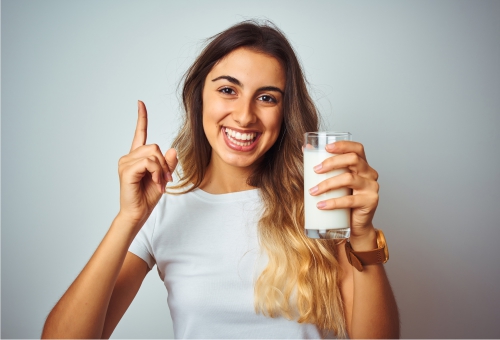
[220,153,260,169]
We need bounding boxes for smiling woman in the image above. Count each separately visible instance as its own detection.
[41,20,399,339]
[201,48,285,179]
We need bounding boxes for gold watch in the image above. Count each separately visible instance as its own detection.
[345,229,389,272]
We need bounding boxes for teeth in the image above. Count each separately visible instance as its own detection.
[224,127,257,145]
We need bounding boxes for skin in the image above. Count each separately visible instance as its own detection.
[200,48,285,194]
[41,48,399,339]
[312,141,400,338]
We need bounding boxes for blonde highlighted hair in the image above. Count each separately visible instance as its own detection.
[169,21,347,338]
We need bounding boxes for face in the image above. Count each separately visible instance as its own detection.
[202,47,285,171]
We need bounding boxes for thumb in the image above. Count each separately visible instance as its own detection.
[164,148,178,182]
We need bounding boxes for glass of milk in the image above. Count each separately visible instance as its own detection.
[304,132,352,239]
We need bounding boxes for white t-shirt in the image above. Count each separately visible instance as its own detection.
[129,188,326,339]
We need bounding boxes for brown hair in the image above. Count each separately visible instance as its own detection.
[170,20,346,338]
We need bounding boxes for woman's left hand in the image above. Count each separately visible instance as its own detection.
[309,141,379,244]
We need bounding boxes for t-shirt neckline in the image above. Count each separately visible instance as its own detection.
[192,187,260,202]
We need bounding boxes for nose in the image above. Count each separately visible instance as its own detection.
[231,99,257,127]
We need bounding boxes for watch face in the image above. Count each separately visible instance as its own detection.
[376,229,389,262]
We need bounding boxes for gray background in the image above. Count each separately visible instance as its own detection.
[2,0,500,338]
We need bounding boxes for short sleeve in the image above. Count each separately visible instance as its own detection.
[128,207,158,270]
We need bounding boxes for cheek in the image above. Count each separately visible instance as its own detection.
[202,97,229,124]
[268,112,284,137]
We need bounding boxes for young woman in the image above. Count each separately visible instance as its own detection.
[42,21,399,339]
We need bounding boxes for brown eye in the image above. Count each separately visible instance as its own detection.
[219,87,236,95]
[258,95,277,103]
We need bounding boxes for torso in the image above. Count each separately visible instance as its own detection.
[129,189,328,338]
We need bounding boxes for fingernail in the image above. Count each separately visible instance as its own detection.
[309,186,318,194]
[314,164,322,172]
[167,172,173,183]
[326,143,335,151]
[317,201,326,209]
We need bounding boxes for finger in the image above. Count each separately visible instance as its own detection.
[325,141,367,161]
[121,144,170,180]
[316,192,379,211]
[119,154,167,191]
[309,172,379,196]
[122,156,165,193]
[315,153,378,180]
[130,100,148,152]
[146,156,164,187]
[164,148,178,182]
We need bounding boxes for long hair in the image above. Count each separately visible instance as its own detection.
[169,20,347,338]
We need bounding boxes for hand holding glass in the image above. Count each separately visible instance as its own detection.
[304,132,352,239]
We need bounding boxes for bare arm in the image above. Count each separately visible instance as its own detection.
[339,230,400,339]
[42,101,177,338]
[101,252,150,338]
[42,218,149,338]
[310,141,399,338]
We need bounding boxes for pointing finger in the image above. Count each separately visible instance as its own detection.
[131,100,148,152]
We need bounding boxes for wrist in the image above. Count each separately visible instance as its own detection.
[113,212,145,241]
[348,225,377,251]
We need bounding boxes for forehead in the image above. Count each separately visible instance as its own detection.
[207,47,285,88]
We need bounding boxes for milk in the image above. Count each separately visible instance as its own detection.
[303,149,351,230]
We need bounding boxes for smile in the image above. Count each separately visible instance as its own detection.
[222,127,261,151]
[225,127,257,145]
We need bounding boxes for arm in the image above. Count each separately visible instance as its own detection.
[42,101,177,338]
[101,252,150,338]
[339,229,400,339]
[42,218,149,339]
[311,140,399,338]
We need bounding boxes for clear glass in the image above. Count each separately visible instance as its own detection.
[303,132,352,239]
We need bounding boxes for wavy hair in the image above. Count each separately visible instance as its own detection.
[169,20,347,338]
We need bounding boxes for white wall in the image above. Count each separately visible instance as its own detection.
[2,0,499,338]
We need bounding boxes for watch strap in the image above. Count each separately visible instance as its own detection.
[345,240,387,272]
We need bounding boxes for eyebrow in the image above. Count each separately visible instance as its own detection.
[211,75,284,95]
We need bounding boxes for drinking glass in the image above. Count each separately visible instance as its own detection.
[304,132,352,239]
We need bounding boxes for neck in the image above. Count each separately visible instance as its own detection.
[199,155,258,194]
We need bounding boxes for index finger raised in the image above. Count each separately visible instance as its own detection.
[130,100,148,152]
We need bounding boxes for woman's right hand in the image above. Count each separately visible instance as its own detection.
[117,100,178,228]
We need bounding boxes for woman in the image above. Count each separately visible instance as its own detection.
[42,21,399,339]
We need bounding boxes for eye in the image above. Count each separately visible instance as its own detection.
[258,95,277,103]
[218,87,236,95]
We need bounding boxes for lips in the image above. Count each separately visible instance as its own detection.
[222,126,261,151]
